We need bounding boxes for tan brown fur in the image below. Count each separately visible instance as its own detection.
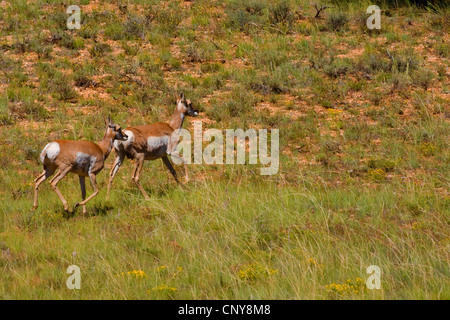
[32,116,127,213]
[106,93,198,200]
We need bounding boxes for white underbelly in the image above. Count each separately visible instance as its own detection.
[75,152,97,174]
[147,136,169,155]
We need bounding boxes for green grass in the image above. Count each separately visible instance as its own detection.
[1,169,448,299]
[0,0,449,299]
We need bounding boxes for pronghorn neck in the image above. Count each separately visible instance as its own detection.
[97,128,115,159]
[169,102,185,131]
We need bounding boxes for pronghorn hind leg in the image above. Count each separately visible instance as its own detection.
[32,166,56,211]
[50,166,72,212]
[132,155,150,200]
[161,156,179,184]
[34,170,46,183]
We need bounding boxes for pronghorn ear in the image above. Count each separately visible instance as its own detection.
[179,92,185,102]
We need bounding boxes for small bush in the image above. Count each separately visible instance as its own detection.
[200,63,224,74]
[390,73,412,91]
[154,5,183,35]
[185,45,203,63]
[207,86,259,121]
[78,24,97,39]
[225,0,267,32]
[411,70,434,90]
[73,38,85,49]
[419,141,436,156]
[252,47,288,70]
[368,168,386,181]
[323,59,350,78]
[269,1,294,29]
[60,33,75,49]
[327,12,349,32]
[368,158,396,172]
[105,23,124,40]
[89,43,111,57]
[73,69,96,88]
[435,42,448,58]
[0,97,13,125]
[124,15,146,39]
[48,73,77,101]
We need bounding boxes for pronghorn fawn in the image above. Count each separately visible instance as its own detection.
[106,92,198,200]
[32,116,128,213]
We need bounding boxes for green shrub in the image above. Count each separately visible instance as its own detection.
[122,43,139,56]
[269,1,294,30]
[435,42,448,58]
[323,59,350,78]
[411,70,434,90]
[124,15,146,39]
[327,12,349,32]
[390,73,412,91]
[225,0,268,32]
[154,4,183,35]
[105,23,125,40]
[49,11,67,29]
[368,158,396,172]
[185,43,216,63]
[78,24,97,39]
[252,47,288,70]
[73,69,95,88]
[60,33,76,49]
[207,86,258,121]
[0,96,13,125]
[48,72,77,101]
[200,63,224,74]
[89,43,111,57]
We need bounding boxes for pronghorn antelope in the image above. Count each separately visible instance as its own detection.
[106,92,198,200]
[32,116,128,213]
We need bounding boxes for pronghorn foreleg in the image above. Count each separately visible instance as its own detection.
[168,151,189,183]
[161,155,179,184]
[78,175,87,214]
[132,154,150,200]
[167,133,189,183]
[75,172,98,208]
[106,152,125,200]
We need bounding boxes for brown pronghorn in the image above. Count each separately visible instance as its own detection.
[106,92,198,200]
[32,116,128,213]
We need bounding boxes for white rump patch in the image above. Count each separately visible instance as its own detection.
[76,152,96,173]
[40,142,60,163]
[147,135,169,151]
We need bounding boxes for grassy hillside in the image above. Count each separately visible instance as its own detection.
[0,0,448,299]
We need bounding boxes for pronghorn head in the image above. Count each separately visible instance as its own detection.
[177,92,199,117]
[105,115,128,141]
